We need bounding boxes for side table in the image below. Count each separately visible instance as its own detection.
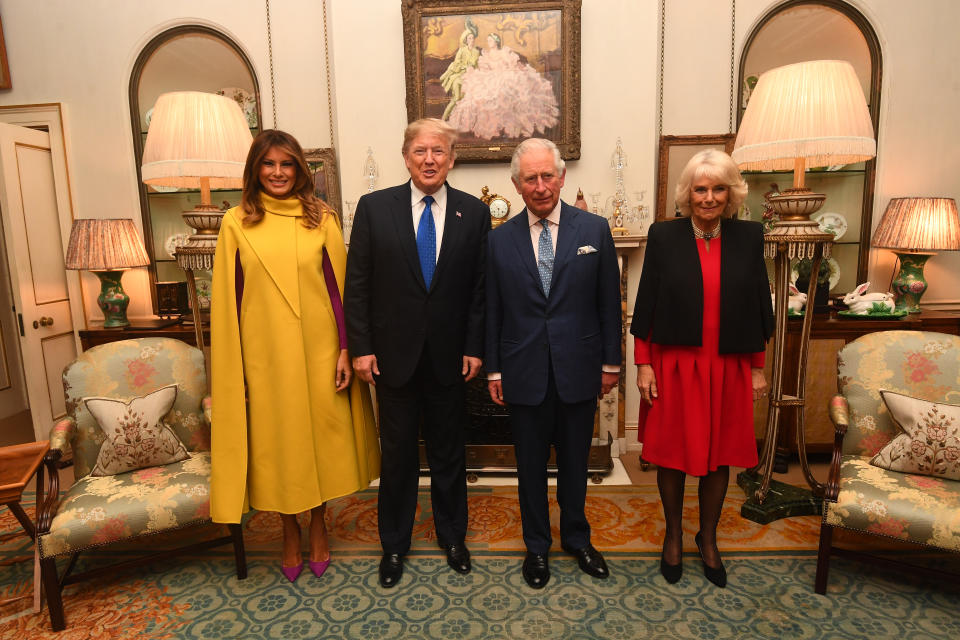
[0,440,50,612]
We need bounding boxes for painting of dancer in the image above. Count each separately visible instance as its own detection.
[403,0,582,162]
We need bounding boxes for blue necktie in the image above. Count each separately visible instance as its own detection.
[537,218,554,296]
[417,195,437,287]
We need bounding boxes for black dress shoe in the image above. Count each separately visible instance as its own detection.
[379,553,404,588]
[695,532,727,588]
[444,543,471,574]
[562,544,609,579]
[659,555,682,584]
[522,552,550,589]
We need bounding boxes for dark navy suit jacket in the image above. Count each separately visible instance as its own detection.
[485,202,621,405]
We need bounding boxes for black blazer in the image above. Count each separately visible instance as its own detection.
[630,217,774,354]
[344,181,489,387]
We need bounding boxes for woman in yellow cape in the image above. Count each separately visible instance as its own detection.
[210,130,380,582]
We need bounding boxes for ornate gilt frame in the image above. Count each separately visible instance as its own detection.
[655,134,736,220]
[401,0,582,163]
[303,147,343,227]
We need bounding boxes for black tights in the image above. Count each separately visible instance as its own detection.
[657,465,728,567]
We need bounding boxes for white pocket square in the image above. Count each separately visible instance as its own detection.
[577,245,598,255]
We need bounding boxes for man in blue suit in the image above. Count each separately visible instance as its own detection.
[486,138,622,589]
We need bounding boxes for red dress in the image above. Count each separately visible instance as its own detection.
[635,236,763,476]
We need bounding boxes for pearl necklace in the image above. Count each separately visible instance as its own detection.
[692,221,721,250]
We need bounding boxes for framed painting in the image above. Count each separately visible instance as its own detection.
[0,17,10,90]
[401,0,581,163]
[304,147,343,227]
[655,134,736,220]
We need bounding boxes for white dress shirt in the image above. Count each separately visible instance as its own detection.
[410,182,446,263]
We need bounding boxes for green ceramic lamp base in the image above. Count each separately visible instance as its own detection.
[891,252,933,314]
[94,270,131,328]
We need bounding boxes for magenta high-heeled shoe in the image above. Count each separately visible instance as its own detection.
[309,555,331,578]
[281,562,303,582]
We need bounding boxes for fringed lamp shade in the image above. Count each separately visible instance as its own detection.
[732,60,875,172]
[64,219,149,270]
[872,197,960,252]
[140,91,251,190]
[65,219,149,328]
[872,198,960,313]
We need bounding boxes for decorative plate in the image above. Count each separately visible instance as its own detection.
[813,212,848,241]
[194,278,212,310]
[837,309,907,319]
[217,87,257,128]
[164,232,191,259]
[790,257,841,291]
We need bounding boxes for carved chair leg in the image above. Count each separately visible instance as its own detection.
[40,556,66,631]
[228,523,247,580]
[814,521,834,595]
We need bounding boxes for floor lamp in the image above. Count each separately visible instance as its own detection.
[731,61,877,523]
[140,91,252,361]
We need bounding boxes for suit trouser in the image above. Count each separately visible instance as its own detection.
[509,365,597,555]
[376,351,468,555]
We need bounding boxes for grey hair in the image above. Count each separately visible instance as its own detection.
[674,148,747,217]
[402,118,458,156]
[510,138,565,181]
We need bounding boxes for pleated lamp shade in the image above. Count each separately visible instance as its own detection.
[732,60,876,171]
[140,91,252,189]
[872,198,960,252]
[64,219,150,270]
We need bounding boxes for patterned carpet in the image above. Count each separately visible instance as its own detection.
[1,485,958,639]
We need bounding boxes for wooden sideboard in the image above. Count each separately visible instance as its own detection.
[78,318,207,351]
[754,309,960,456]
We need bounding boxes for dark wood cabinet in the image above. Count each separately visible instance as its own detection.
[78,318,208,351]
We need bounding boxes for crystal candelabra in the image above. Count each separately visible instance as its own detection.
[343,200,356,243]
[363,147,379,193]
[608,138,636,235]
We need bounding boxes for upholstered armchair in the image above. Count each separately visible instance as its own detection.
[36,338,246,631]
[815,330,960,594]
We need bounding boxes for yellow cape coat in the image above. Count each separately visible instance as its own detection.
[210,195,380,523]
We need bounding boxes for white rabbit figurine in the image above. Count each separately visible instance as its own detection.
[842,282,895,314]
[771,284,808,314]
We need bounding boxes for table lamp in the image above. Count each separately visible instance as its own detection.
[65,219,150,328]
[872,197,960,312]
[731,60,876,517]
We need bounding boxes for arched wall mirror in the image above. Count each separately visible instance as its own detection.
[129,26,261,315]
[738,0,881,294]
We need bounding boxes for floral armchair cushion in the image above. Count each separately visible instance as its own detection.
[38,451,212,558]
[870,390,960,481]
[836,331,960,457]
[63,338,209,479]
[85,384,190,476]
[825,455,960,552]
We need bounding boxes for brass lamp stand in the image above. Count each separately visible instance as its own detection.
[737,175,833,522]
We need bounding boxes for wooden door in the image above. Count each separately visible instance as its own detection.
[0,123,79,440]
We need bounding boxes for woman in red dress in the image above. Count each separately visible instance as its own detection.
[630,149,773,587]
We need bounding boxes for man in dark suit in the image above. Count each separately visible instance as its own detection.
[486,138,621,589]
[344,118,488,588]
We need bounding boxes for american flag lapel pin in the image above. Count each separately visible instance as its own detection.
[456,211,462,218]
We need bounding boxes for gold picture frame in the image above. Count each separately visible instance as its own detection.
[303,147,343,227]
[0,17,11,90]
[402,0,581,163]
[655,134,736,220]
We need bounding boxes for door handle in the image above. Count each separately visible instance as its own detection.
[32,316,54,329]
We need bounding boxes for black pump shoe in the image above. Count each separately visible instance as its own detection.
[694,532,727,588]
[659,554,682,584]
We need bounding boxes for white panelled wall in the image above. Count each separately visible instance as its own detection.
[0,0,957,449]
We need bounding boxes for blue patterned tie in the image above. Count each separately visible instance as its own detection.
[537,218,554,296]
[417,195,437,287]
